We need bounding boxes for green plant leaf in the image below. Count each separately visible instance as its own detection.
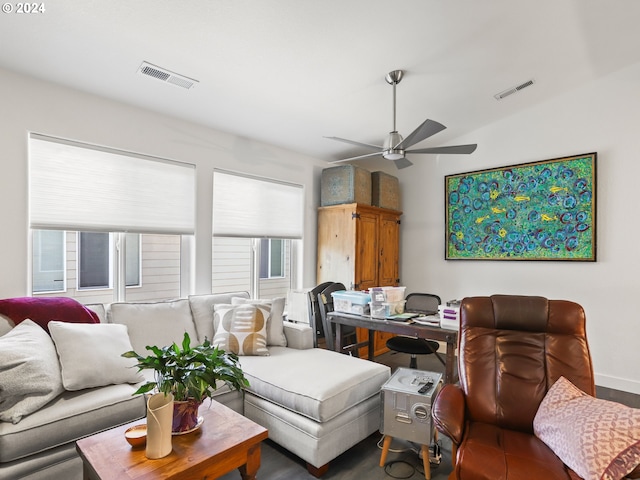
[132,382,157,396]
[182,331,191,352]
[122,331,248,401]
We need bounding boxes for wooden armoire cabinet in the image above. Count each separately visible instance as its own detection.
[316,203,402,356]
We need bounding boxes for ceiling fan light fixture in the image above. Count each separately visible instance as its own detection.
[383,150,405,161]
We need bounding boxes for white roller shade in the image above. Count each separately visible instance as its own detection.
[29,134,195,235]
[213,170,303,239]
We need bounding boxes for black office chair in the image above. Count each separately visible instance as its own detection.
[318,282,359,356]
[307,281,333,347]
[386,293,446,369]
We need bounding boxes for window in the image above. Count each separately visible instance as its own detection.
[76,232,140,290]
[212,171,303,298]
[32,230,65,293]
[78,232,111,289]
[29,134,194,302]
[212,237,295,299]
[32,230,178,303]
[125,233,141,287]
[259,238,284,279]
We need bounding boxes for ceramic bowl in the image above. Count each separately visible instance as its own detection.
[124,424,147,447]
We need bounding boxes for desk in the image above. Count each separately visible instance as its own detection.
[328,311,458,384]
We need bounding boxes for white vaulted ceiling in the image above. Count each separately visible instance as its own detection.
[1,1,640,166]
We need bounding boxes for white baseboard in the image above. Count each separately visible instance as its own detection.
[595,373,640,395]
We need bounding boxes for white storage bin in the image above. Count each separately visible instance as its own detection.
[368,286,406,304]
[331,291,371,314]
[370,300,406,318]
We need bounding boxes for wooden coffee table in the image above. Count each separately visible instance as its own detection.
[76,399,268,480]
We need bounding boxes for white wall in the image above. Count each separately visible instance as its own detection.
[0,67,326,298]
[398,60,640,394]
[2,63,639,394]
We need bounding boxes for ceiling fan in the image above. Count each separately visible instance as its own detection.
[325,70,477,169]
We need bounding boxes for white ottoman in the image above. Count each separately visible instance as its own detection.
[239,347,390,476]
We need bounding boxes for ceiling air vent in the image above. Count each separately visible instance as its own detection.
[137,62,198,90]
[494,78,535,100]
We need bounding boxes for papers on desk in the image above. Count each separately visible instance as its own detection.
[412,315,441,326]
[385,312,419,322]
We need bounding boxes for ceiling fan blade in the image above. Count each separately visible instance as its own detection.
[393,157,413,169]
[328,151,383,164]
[324,136,382,150]
[395,119,446,150]
[407,144,478,155]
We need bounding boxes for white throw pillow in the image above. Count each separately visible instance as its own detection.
[107,299,198,356]
[49,321,143,391]
[231,297,287,347]
[0,320,64,424]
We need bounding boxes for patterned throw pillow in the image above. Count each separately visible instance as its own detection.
[212,304,269,356]
[231,297,287,347]
[533,376,640,480]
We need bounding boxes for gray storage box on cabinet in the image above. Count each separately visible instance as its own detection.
[321,165,371,206]
[371,171,400,210]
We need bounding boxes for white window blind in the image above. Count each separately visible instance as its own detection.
[29,134,195,235]
[213,170,304,239]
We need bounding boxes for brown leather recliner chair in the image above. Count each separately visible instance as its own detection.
[432,295,639,480]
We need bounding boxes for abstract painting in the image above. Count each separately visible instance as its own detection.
[445,153,596,261]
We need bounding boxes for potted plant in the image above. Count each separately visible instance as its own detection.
[122,332,249,433]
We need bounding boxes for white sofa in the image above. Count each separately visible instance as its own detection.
[0,292,390,479]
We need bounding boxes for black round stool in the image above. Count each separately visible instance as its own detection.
[386,336,440,369]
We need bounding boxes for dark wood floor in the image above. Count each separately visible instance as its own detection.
[218,348,639,480]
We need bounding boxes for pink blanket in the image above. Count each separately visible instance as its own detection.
[0,297,99,333]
